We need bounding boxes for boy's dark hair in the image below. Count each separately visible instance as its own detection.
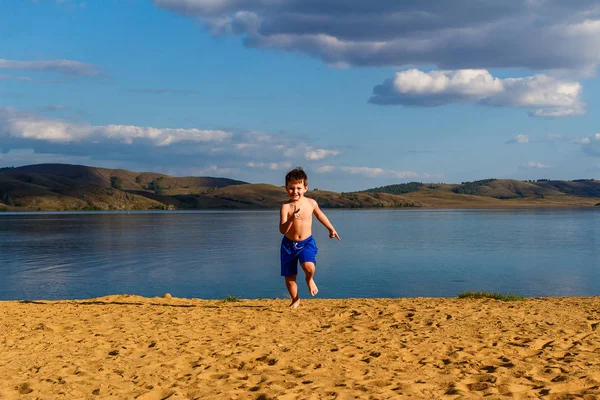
[285,167,308,186]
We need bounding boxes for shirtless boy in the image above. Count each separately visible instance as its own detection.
[279,167,340,308]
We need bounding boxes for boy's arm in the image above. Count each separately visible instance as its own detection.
[312,200,340,240]
[279,203,300,235]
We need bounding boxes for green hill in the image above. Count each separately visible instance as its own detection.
[359,181,424,195]
[361,178,600,207]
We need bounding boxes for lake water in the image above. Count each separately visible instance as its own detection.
[1,209,599,300]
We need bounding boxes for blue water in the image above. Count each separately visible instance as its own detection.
[0,209,599,300]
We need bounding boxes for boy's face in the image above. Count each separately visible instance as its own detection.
[286,179,307,201]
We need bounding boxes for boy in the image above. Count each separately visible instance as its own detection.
[279,167,340,308]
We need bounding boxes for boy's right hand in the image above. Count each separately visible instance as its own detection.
[293,205,301,219]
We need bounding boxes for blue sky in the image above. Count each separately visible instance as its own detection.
[1,0,600,191]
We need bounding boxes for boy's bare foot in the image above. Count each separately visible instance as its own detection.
[308,279,318,296]
[289,298,300,309]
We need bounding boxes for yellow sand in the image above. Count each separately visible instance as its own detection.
[1,295,599,399]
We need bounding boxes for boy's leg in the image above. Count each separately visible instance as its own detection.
[301,262,318,296]
[284,274,300,308]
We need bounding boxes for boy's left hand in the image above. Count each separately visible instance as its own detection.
[329,230,341,241]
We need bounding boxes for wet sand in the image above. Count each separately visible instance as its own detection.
[1,295,599,399]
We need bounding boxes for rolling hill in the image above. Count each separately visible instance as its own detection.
[0,164,598,211]
[360,179,600,207]
[0,164,248,211]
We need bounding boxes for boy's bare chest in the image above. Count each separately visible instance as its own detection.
[294,209,313,221]
[289,204,313,220]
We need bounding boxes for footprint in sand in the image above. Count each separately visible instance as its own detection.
[467,381,491,391]
[136,388,176,400]
[17,383,33,395]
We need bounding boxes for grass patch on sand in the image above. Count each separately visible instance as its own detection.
[458,291,524,301]
[223,295,240,302]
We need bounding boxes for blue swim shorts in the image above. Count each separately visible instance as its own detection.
[280,235,318,277]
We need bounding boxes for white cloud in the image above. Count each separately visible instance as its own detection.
[0,58,102,77]
[370,69,584,117]
[154,1,600,73]
[0,107,344,177]
[304,148,340,160]
[580,133,600,157]
[233,131,338,164]
[390,170,419,179]
[246,161,292,170]
[388,69,503,99]
[525,161,551,169]
[10,116,90,142]
[0,107,231,145]
[242,131,272,143]
[314,165,418,179]
[514,134,530,144]
[101,125,231,146]
[339,166,385,177]
[509,133,570,144]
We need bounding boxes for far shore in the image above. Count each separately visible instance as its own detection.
[1,295,598,398]
[1,202,599,213]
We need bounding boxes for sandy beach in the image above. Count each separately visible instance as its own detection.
[1,296,599,399]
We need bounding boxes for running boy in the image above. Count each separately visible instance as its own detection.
[279,167,340,308]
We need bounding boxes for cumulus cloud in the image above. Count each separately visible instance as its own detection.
[0,107,340,175]
[0,107,231,145]
[370,69,584,117]
[314,165,418,179]
[0,58,101,77]
[154,1,600,73]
